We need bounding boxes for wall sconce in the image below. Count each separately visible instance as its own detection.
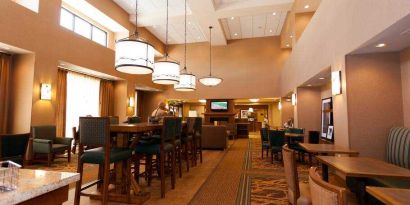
[128,96,135,107]
[278,101,282,110]
[291,93,297,106]
[332,70,342,95]
[40,83,51,100]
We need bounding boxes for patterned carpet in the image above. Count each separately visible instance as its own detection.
[237,136,310,205]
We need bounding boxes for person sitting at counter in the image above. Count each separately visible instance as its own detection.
[150,102,169,123]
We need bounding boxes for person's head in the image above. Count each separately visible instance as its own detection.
[158,102,166,110]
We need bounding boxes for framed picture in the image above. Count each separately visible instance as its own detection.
[240,110,249,119]
[327,125,334,140]
[321,97,333,139]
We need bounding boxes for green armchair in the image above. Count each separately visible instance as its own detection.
[32,125,73,166]
[0,133,30,166]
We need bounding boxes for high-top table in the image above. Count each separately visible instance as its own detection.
[0,169,79,205]
[317,156,410,205]
[366,186,410,205]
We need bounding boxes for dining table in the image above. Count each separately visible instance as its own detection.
[298,143,359,156]
[366,186,410,205]
[316,156,410,205]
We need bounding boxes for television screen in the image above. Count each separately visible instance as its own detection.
[211,101,228,111]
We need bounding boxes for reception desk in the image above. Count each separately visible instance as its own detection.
[0,169,79,205]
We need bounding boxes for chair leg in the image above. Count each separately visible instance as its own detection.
[68,149,71,163]
[147,155,153,186]
[185,142,190,172]
[178,146,182,178]
[126,159,131,203]
[261,148,264,159]
[192,139,197,166]
[102,161,110,204]
[74,161,83,205]
[199,139,203,164]
[47,153,53,166]
[134,154,141,183]
[171,150,176,189]
[160,151,166,198]
[271,151,273,163]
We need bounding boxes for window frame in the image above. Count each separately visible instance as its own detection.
[60,8,108,47]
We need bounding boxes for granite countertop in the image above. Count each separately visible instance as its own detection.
[0,169,80,205]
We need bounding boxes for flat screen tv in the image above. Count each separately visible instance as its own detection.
[210,100,228,112]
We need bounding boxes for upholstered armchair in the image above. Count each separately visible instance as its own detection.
[0,133,30,166]
[31,125,72,166]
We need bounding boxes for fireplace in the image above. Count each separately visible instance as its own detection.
[210,117,229,124]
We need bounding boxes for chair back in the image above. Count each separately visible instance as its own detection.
[79,117,110,147]
[193,117,203,136]
[309,131,320,144]
[268,130,285,147]
[309,167,347,205]
[186,117,196,135]
[0,133,30,160]
[109,116,119,124]
[175,117,183,140]
[386,127,410,168]
[282,145,300,205]
[162,117,178,143]
[31,125,57,140]
[127,116,141,124]
[72,127,79,141]
[260,128,269,142]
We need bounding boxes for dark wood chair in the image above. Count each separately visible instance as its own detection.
[133,117,179,198]
[74,117,133,205]
[193,117,203,165]
[260,127,270,158]
[268,130,285,162]
[0,133,30,166]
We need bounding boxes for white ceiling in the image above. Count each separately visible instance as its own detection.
[114,0,295,45]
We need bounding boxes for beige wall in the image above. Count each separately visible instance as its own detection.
[346,53,403,160]
[296,87,322,134]
[8,54,35,133]
[401,47,410,127]
[294,12,314,42]
[163,37,290,99]
[280,0,410,148]
[281,100,294,126]
[0,0,164,133]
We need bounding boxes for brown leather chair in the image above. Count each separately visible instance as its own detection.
[308,167,347,205]
[201,125,228,150]
[282,145,311,205]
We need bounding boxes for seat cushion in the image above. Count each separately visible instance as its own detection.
[135,143,174,155]
[81,147,132,164]
[52,144,69,153]
[297,182,312,205]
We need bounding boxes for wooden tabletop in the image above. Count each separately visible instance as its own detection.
[298,143,359,155]
[284,133,304,137]
[366,186,410,205]
[316,156,410,179]
[110,122,162,133]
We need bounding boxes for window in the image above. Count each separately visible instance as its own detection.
[60,8,107,47]
[65,72,101,138]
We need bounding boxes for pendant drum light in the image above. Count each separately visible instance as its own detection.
[153,0,180,85]
[115,0,154,74]
[199,26,223,87]
[175,0,196,91]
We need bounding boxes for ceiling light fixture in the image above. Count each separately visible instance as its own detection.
[269,29,273,33]
[249,99,259,102]
[199,26,223,87]
[375,43,386,48]
[304,4,310,9]
[307,84,312,86]
[198,99,206,103]
[231,17,235,20]
[234,33,238,36]
[115,0,155,75]
[175,0,196,92]
[153,0,180,85]
[272,12,276,15]
[319,77,325,80]
[286,44,290,47]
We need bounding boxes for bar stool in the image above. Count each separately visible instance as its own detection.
[74,117,133,205]
[181,117,196,172]
[192,117,203,166]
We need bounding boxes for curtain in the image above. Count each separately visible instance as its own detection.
[55,69,67,137]
[0,53,11,134]
[99,79,114,117]
[65,72,100,138]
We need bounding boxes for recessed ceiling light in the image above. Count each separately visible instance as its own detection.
[286,44,290,47]
[198,99,206,103]
[188,21,191,25]
[307,84,312,86]
[304,4,310,9]
[286,99,291,102]
[272,12,276,15]
[234,33,238,36]
[269,29,273,33]
[319,77,325,80]
[290,35,293,38]
[375,43,386,48]
[230,17,235,20]
[197,36,201,39]
[249,98,259,102]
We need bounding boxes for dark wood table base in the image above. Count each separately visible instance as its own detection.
[18,185,69,205]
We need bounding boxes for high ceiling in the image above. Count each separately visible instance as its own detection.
[113,0,296,45]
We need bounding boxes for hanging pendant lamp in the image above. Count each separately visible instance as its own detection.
[153,0,180,85]
[115,0,154,74]
[199,26,223,87]
[175,0,196,91]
